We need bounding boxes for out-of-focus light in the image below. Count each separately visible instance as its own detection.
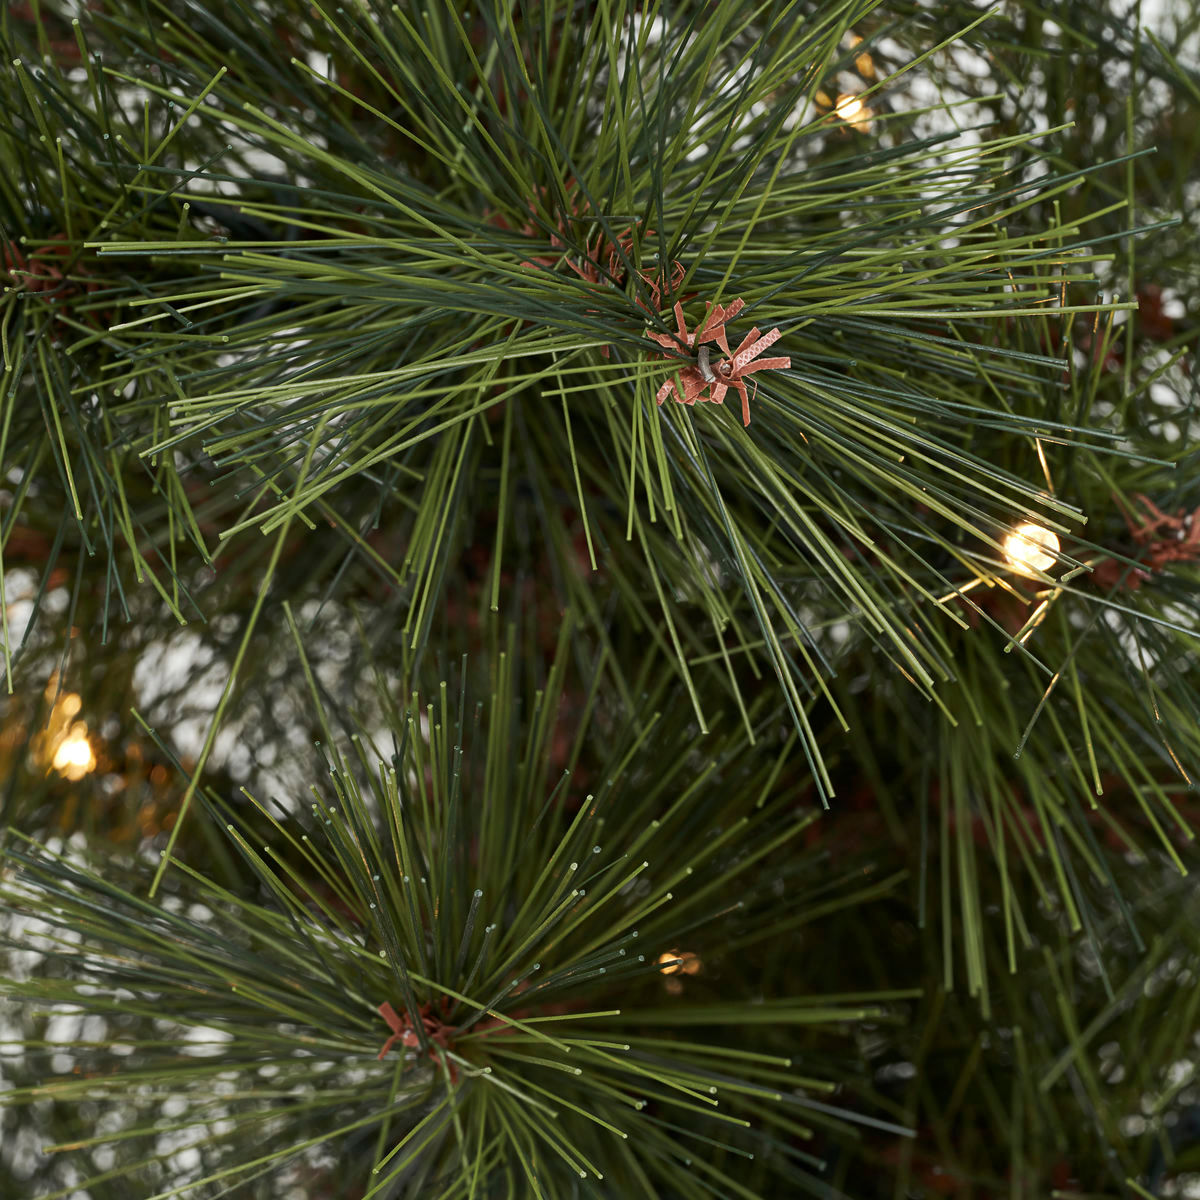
[847,32,876,78]
[52,723,96,780]
[34,685,99,781]
[834,93,872,131]
[657,949,700,976]
[1003,523,1060,577]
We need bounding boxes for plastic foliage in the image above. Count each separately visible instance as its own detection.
[0,0,1154,813]
[0,618,913,1199]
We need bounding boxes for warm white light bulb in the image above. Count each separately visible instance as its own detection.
[1003,523,1060,577]
[656,949,700,976]
[834,93,872,130]
[657,950,683,976]
[52,727,96,780]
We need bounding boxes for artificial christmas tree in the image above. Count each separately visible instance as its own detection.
[1,0,1198,1196]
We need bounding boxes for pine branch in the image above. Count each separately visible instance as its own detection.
[0,617,910,1198]
[6,0,1153,805]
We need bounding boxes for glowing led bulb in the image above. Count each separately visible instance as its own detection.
[658,949,701,995]
[834,93,872,130]
[1003,523,1060,577]
[657,949,700,976]
[52,724,96,781]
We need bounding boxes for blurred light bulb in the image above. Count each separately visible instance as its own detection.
[657,949,700,976]
[1003,523,1060,577]
[834,93,872,130]
[847,32,876,78]
[52,724,96,780]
